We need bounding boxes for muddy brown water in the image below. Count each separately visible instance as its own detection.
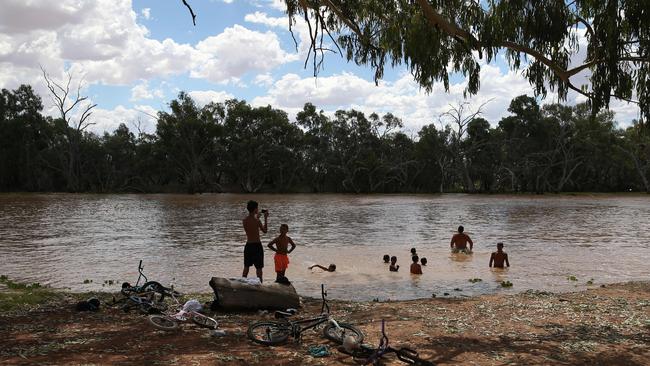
[0,193,648,300]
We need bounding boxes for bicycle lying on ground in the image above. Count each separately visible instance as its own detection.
[148,293,218,331]
[339,319,434,366]
[114,260,180,314]
[247,284,364,346]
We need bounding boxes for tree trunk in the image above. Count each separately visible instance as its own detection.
[616,145,650,193]
[461,158,475,193]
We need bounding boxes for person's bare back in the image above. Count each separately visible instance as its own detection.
[450,226,473,251]
[243,215,265,243]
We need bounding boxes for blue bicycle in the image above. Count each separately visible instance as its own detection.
[118,260,179,313]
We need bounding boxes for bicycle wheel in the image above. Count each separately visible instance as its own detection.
[192,313,218,329]
[148,315,179,331]
[247,321,291,345]
[323,323,364,344]
[141,281,166,302]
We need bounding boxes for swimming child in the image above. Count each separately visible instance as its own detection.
[389,256,399,272]
[410,255,423,274]
[420,257,427,266]
[267,224,296,282]
[383,254,390,263]
[410,248,417,256]
[309,264,336,272]
[489,242,510,268]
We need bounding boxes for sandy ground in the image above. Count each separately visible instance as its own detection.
[1,282,650,365]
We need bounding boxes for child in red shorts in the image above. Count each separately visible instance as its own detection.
[267,224,296,283]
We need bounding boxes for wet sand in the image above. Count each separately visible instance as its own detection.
[2,281,649,365]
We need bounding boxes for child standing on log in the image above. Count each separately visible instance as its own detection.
[268,224,296,283]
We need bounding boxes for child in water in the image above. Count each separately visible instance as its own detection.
[450,225,473,253]
[489,242,510,268]
[309,264,336,272]
[267,224,296,282]
[389,256,399,272]
[383,254,390,263]
[420,257,427,266]
[410,255,423,274]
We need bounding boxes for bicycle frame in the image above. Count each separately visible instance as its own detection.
[274,284,345,338]
[134,260,148,287]
[355,320,434,366]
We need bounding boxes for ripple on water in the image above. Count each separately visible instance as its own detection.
[0,193,649,300]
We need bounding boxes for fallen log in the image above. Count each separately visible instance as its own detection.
[208,277,300,310]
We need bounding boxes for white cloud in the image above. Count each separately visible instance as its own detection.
[250,0,286,11]
[255,72,374,107]
[130,80,164,101]
[141,8,151,20]
[0,0,92,35]
[252,65,538,131]
[245,11,312,57]
[188,90,234,106]
[191,25,298,84]
[0,1,299,91]
[78,104,158,134]
[253,73,274,87]
[245,11,286,27]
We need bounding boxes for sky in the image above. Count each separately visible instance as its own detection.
[0,0,642,135]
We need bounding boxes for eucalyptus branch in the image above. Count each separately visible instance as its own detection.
[181,0,196,26]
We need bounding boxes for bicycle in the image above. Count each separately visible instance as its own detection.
[247,284,364,346]
[116,260,179,314]
[148,293,218,331]
[340,319,434,366]
[121,260,178,299]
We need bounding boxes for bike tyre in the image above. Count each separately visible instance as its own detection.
[247,321,290,346]
[322,323,364,344]
[148,315,179,331]
[192,314,218,329]
[141,281,166,302]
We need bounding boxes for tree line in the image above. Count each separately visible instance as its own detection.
[1,84,648,194]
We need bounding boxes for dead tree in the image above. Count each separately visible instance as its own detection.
[41,67,97,192]
[439,100,491,193]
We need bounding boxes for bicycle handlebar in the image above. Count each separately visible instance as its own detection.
[320,284,330,314]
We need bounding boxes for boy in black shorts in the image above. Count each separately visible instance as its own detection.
[243,200,268,282]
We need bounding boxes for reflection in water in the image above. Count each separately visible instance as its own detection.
[490,268,509,284]
[1,193,649,300]
[449,252,474,263]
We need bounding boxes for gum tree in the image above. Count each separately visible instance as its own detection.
[283,0,649,119]
[180,1,648,119]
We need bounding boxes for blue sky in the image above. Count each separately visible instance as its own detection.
[0,0,640,134]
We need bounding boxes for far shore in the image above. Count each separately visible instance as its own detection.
[2,280,649,365]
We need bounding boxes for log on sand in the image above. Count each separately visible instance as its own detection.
[209,277,300,310]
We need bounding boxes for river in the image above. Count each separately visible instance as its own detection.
[0,193,648,300]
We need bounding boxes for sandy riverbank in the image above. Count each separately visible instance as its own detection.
[1,281,650,365]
